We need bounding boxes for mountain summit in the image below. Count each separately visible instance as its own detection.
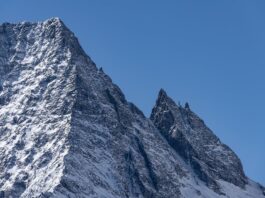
[0,18,264,198]
[151,89,247,193]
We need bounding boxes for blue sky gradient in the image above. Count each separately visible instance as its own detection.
[1,0,264,185]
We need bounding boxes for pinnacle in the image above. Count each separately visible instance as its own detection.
[184,102,190,110]
[157,88,169,102]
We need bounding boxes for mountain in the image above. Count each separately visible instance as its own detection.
[0,18,264,198]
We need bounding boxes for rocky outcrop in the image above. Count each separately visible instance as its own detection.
[150,89,247,193]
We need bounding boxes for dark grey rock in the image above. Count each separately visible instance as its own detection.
[151,89,247,193]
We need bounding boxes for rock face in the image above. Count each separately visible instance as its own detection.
[150,89,247,193]
[0,18,264,198]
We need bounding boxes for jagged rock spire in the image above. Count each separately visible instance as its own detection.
[156,89,175,105]
[184,102,190,110]
[158,88,167,99]
[151,90,247,193]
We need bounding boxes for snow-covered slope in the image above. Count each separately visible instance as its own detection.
[0,18,264,198]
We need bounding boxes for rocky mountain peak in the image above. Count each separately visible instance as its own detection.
[156,88,175,106]
[151,90,248,193]
[158,88,167,99]
[0,19,264,198]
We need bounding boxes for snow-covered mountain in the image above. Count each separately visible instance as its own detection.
[0,18,264,198]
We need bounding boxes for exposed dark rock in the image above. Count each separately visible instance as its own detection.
[151,89,247,193]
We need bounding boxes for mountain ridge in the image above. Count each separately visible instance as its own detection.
[0,17,264,198]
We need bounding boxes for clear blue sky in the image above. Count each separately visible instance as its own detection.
[1,0,264,185]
